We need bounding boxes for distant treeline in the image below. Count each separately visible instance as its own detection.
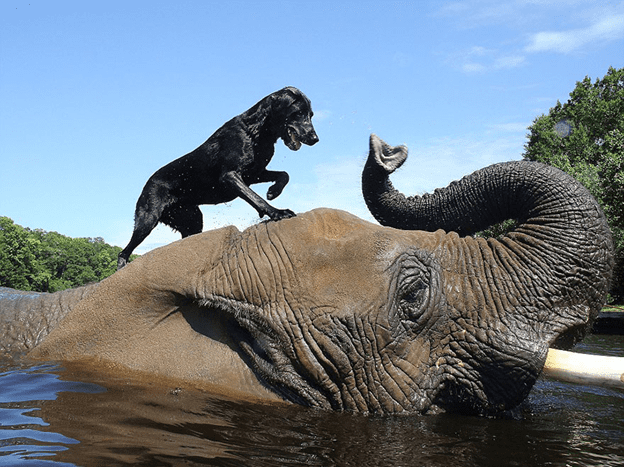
[0,216,137,292]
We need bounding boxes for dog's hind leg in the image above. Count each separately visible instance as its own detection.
[117,209,162,269]
[117,186,170,269]
[161,204,203,238]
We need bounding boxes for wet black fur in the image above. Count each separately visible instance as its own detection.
[117,87,318,269]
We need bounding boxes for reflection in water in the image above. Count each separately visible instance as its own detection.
[1,335,622,466]
[0,363,100,466]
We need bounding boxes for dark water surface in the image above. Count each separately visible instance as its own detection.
[1,334,622,467]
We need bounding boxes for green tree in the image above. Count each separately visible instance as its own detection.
[523,66,624,302]
[1,216,136,292]
[0,217,50,290]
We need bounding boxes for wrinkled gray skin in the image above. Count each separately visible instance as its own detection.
[360,134,613,406]
[0,135,614,416]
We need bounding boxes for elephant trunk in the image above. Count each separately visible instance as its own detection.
[362,134,614,346]
[363,134,537,235]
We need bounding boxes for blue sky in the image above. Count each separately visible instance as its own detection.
[1,0,623,255]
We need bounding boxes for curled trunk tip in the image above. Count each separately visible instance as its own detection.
[369,134,408,173]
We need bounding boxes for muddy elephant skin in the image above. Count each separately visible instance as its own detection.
[0,136,614,416]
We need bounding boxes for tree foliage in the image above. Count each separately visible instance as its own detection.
[523,66,624,302]
[0,217,135,292]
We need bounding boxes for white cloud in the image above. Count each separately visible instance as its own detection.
[455,47,526,74]
[462,62,487,73]
[494,55,526,69]
[439,2,624,74]
[525,14,624,53]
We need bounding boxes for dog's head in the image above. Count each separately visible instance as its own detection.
[272,87,319,151]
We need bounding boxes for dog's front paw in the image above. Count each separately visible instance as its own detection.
[267,183,285,200]
[268,208,296,221]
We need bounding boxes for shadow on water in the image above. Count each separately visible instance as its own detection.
[1,334,622,467]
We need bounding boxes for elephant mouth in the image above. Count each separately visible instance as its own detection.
[432,332,550,415]
[196,296,331,408]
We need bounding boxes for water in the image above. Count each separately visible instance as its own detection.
[1,334,622,467]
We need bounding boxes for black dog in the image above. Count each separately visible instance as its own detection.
[117,87,318,269]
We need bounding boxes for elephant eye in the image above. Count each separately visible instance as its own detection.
[391,250,438,327]
[399,277,429,321]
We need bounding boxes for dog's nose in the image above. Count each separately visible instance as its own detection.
[307,131,319,145]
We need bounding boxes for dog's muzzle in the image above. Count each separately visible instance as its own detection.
[285,126,319,151]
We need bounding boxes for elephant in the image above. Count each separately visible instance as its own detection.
[0,134,614,416]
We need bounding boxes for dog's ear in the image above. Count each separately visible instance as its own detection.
[271,87,307,114]
[281,86,302,100]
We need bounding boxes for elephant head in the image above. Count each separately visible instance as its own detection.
[4,134,613,416]
[360,134,614,412]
